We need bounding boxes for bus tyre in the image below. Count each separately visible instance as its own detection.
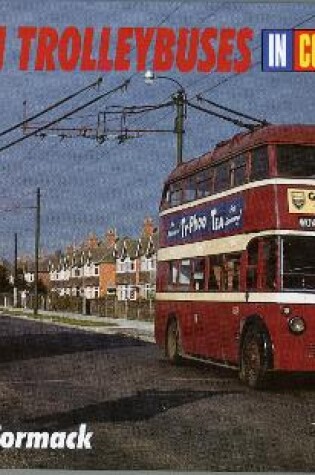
[166,319,182,364]
[239,326,269,389]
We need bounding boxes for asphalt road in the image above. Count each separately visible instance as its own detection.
[1,315,315,470]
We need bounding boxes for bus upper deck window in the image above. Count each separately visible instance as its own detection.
[184,176,197,202]
[277,145,315,178]
[161,186,170,207]
[250,147,269,181]
[231,155,247,187]
[214,162,230,193]
[196,170,212,198]
[169,182,182,206]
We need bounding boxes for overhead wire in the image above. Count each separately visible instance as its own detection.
[196,11,315,97]
[125,8,315,140]
[0,79,130,153]
[2,2,184,153]
[0,77,103,139]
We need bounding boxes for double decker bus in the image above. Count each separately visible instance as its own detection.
[155,124,315,388]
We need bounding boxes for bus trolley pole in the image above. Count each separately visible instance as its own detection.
[34,187,40,316]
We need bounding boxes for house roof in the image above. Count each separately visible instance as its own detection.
[27,222,158,271]
[105,231,158,261]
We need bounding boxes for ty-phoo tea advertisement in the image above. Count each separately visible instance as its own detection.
[0,0,314,472]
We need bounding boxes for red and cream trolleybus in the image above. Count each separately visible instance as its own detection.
[155,124,315,388]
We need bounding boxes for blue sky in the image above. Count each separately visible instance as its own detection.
[0,1,314,260]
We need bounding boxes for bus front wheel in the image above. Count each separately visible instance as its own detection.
[239,326,269,389]
[166,318,182,364]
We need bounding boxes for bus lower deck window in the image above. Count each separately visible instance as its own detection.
[246,239,259,289]
[193,258,205,291]
[178,259,191,287]
[223,254,241,291]
[168,261,178,286]
[208,255,223,290]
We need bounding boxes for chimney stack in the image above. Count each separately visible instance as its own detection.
[105,228,117,248]
[142,217,154,237]
[85,233,98,249]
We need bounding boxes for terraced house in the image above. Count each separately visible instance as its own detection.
[49,231,116,299]
[46,218,157,301]
[114,218,157,301]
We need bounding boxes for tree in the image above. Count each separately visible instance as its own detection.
[0,265,12,292]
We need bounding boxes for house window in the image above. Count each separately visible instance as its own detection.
[107,287,116,296]
[125,259,135,272]
[94,265,99,276]
[141,256,156,272]
[116,258,135,273]
[143,284,156,299]
[117,285,137,301]
[94,287,99,298]
[129,286,137,300]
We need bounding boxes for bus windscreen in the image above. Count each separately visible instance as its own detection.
[282,236,315,291]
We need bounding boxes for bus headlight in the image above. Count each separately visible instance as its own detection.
[288,316,306,335]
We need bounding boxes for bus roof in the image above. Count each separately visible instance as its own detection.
[166,124,315,184]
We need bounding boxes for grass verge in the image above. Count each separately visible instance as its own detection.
[1,309,117,327]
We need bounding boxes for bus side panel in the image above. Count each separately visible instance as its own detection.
[219,302,241,364]
[193,301,227,360]
[155,300,195,355]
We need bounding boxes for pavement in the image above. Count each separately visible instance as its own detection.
[0,307,155,343]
